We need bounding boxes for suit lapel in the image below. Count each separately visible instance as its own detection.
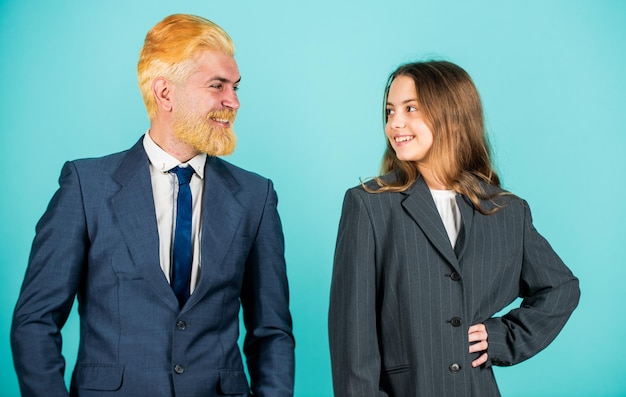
[111,139,180,311]
[185,157,244,308]
[401,177,461,271]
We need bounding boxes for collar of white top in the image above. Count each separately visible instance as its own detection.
[143,131,206,179]
[429,189,457,198]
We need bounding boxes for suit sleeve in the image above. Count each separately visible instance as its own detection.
[240,179,295,397]
[329,188,388,397]
[11,161,87,397]
[484,200,580,366]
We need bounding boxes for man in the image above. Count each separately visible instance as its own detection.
[11,14,295,397]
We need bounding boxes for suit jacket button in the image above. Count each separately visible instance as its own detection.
[174,364,185,374]
[450,317,462,327]
[449,363,461,373]
[450,271,461,281]
[176,320,187,330]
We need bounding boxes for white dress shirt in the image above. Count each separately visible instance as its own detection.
[143,132,206,295]
[429,189,461,248]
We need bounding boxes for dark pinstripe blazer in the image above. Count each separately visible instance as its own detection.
[328,174,579,397]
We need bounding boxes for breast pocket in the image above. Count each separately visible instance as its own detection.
[109,248,145,281]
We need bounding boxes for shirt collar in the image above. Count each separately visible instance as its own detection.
[143,131,206,179]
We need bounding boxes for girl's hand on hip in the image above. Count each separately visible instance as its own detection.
[468,323,488,367]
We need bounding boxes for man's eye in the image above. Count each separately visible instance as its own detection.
[210,83,223,90]
[233,86,239,92]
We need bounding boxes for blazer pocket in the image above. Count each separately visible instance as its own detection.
[73,363,124,391]
[380,364,412,394]
[219,369,250,395]
[382,364,411,375]
[110,249,144,280]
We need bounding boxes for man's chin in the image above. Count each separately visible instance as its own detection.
[174,124,237,157]
[205,146,236,157]
[197,135,237,157]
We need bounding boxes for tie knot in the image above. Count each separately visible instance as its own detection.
[170,166,195,185]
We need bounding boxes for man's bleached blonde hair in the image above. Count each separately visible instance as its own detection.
[137,14,235,119]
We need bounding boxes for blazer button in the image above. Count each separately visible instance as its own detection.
[449,363,461,373]
[450,271,461,281]
[176,320,187,330]
[174,364,185,374]
[450,317,462,327]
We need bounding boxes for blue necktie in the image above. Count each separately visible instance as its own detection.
[169,166,195,307]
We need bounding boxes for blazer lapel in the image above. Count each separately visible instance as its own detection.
[401,177,461,271]
[111,139,180,311]
[184,157,244,308]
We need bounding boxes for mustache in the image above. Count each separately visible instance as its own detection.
[207,108,237,123]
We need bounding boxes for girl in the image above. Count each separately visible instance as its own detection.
[328,61,580,396]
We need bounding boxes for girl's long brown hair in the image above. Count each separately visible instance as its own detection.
[369,61,502,214]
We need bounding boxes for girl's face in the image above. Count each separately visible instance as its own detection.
[385,75,434,165]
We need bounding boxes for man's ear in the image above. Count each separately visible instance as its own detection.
[152,77,173,112]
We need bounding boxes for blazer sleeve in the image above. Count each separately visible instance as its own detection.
[11,161,87,397]
[329,188,389,397]
[483,199,580,366]
[240,179,295,397]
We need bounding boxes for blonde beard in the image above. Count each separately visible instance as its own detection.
[173,108,237,156]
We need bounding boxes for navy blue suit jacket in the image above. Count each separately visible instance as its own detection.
[11,138,295,397]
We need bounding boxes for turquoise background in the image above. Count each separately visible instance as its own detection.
[1,0,625,396]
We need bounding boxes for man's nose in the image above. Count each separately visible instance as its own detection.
[222,89,240,110]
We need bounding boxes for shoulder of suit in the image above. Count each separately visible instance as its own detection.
[349,171,400,193]
[67,136,142,166]
[475,180,526,210]
[207,156,270,184]
[67,147,132,173]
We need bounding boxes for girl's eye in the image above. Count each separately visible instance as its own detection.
[407,106,417,112]
[386,109,394,116]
